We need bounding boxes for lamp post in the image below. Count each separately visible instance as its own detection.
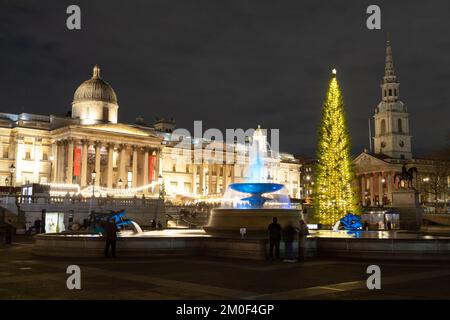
[8,164,15,194]
[91,170,96,198]
[49,156,54,183]
[118,178,123,197]
[89,170,96,215]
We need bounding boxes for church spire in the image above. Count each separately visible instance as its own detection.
[383,33,396,83]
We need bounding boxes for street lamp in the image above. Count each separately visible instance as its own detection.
[88,170,96,215]
[8,164,15,194]
[9,164,15,184]
[49,156,54,182]
[91,170,96,198]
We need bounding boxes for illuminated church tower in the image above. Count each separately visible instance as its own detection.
[373,35,412,159]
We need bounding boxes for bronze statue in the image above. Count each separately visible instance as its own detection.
[394,165,418,189]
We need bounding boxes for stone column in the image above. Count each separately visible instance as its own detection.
[387,172,392,205]
[58,140,66,183]
[132,146,138,188]
[378,173,384,205]
[191,161,197,195]
[369,174,375,206]
[80,140,88,187]
[94,142,101,186]
[118,144,127,185]
[230,164,235,183]
[143,148,149,193]
[198,163,204,196]
[288,169,293,198]
[52,141,59,183]
[157,148,163,176]
[153,149,162,195]
[107,143,114,189]
[208,162,213,195]
[360,175,366,206]
[54,141,61,182]
[15,136,24,184]
[33,138,42,183]
[215,164,221,194]
[66,139,74,184]
[223,164,228,193]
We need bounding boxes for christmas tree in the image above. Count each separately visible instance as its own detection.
[313,69,358,226]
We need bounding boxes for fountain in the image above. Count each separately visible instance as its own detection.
[204,126,302,236]
[31,126,450,261]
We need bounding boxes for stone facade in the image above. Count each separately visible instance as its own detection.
[0,65,301,199]
[354,37,449,208]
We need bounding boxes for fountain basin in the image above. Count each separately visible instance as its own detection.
[204,208,302,236]
[228,183,285,208]
[229,182,284,195]
[32,229,450,261]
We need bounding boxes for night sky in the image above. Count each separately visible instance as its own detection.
[1,0,449,157]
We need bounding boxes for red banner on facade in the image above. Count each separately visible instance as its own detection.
[73,147,82,177]
[149,155,156,182]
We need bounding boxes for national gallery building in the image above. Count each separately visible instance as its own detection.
[0,65,301,200]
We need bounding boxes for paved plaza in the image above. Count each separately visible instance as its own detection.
[1,236,450,300]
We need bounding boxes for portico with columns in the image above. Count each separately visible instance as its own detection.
[51,124,163,195]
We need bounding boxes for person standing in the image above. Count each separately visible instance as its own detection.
[34,219,41,234]
[298,220,309,262]
[104,220,118,258]
[5,220,13,245]
[25,221,32,236]
[267,217,282,260]
[282,221,297,262]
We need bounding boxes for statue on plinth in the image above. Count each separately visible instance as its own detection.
[394,165,418,189]
[392,165,422,230]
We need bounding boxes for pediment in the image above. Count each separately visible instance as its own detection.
[82,123,151,137]
[353,152,389,168]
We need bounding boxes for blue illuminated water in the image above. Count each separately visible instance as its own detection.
[221,130,292,209]
[229,183,284,208]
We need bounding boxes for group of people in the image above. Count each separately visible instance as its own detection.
[1,219,42,244]
[149,219,163,230]
[25,219,42,236]
[268,217,309,262]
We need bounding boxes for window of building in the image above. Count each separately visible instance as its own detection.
[103,107,109,122]
[25,150,31,160]
[380,119,386,135]
[42,152,48,161]
[186,164,190,173]
[127,171,133,188]
[389,89,392,96]
[172,164,176,172]
[398,119,403,133]
[3,150,8,159]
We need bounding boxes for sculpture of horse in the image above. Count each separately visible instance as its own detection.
[394,165,418,189]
